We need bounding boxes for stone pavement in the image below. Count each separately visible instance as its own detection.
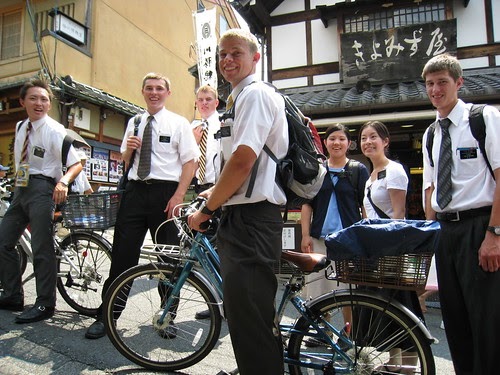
[0,262,455,375]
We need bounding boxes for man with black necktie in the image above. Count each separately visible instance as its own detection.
[0,79,82,323]
[85,72,199,339]
[422,53,500,375]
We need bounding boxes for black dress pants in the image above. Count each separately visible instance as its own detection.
[99,181,179,312]
[436,214,500,375]
[217,201,284,375]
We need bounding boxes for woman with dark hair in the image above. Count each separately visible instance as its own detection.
[301,123,369,301]
[359,120,424,374]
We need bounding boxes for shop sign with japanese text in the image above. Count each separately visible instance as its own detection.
[341,19,457,84]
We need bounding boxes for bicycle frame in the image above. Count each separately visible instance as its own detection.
[153,218,357,373]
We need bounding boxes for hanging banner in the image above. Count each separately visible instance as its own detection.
[194,8,217,89]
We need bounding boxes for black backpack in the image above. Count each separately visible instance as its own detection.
[425,104,495,180]
[220,82,326,209]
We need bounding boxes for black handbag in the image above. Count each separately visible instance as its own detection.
[117,114,142,191]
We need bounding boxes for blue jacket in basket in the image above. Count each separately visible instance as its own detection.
[325,219,441,261]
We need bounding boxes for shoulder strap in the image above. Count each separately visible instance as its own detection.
[346,159,361,206]
[469,104,494,179]
[367,186,390,219]
[62,134,75,169]
[16,121,24,133]
[127,113,143,169]
[425,122,437,168]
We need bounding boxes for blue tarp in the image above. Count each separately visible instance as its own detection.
[325,219,441,261]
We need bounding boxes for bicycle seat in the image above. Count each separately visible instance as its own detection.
[281,250,330,273]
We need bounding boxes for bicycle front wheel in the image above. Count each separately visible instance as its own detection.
[103,262,222,372]
[56,231,112,316]
[287,291,435,375]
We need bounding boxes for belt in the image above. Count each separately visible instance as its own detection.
[30,174,56,184]
[131,179,176,185]
[436,206,492,222]
[195,183,214,193]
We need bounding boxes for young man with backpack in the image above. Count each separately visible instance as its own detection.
[422,53,500,375]
[0,79,82,323]
[188,28,288,374]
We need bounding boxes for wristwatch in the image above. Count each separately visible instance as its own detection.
[59,180,69,187]
[200,203,215,216]
[487,226,500,236]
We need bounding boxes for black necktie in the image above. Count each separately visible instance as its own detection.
[437,118,452,209]
[137,115,154,180]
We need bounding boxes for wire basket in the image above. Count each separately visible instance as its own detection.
[334,253,433,291]
[63,191,122,229]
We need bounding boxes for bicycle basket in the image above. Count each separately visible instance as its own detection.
[334,253,434,290]
[63,191,122,229]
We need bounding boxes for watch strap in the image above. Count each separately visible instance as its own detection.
[201,205,214,216]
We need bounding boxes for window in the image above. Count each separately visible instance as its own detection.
[1,10,22,60]
[344,2,446,33]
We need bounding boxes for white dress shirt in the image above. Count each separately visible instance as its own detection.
[15,116,80,180]
[122,108,200,182]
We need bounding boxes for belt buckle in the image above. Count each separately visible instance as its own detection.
[450,211,460,221]
[144,179,154,185]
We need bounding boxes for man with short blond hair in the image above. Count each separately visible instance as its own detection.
[188,29,288,374]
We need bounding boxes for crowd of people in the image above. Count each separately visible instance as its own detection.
[0,27,498,375]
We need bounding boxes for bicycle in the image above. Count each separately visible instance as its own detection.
[102,198,436,374]
[0,178,114,316]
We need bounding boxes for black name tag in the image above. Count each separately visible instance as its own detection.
[33,146,45,158]
[377,169,386,180]
[159,135,171,143]
[458,147,478,159]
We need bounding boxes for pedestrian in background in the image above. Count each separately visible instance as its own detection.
[188,28,288,375]
[0,78,82,323]
[85,72,199,339]
[422,53,500,375]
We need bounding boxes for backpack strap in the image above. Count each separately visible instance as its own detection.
[425,122,437,168]
[62,134,75,170]
[469,104,494,179]
[346,159,362,207]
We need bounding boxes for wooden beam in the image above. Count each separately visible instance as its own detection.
[271,62,339,81]
[457,43,500,59]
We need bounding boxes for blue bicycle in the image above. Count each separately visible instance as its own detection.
[102,199,435,374]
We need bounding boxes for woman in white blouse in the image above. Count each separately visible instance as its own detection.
[360,120,423,375]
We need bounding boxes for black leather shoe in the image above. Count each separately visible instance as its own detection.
[158,322,177,339]
[85,319,106,339]
[15,305,54,324]
[195,309,211,320]
[0,296,24,312]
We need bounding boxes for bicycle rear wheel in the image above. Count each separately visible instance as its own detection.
[103,262,222,372]
[287,291,435,375]
[56,231,111,316]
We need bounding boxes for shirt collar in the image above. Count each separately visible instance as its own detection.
[230,74,258,101]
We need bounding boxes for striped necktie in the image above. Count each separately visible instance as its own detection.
[437,118,452,209]
[198,120,209,183]
[21,122,32,163]
[137,115,154,180]
[226,94,234,110]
